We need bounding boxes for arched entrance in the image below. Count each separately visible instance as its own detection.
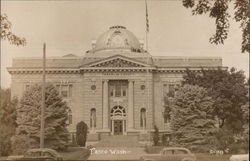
[110,106,126,135]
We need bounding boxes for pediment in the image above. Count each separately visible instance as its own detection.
[85,55,150,68]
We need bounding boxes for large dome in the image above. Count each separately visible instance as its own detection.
[93,26,143,52]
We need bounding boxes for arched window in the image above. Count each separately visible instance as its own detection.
[68,109,72,124]
[140,108,146,129]
[90,108,96,128]
[110,106,126,118]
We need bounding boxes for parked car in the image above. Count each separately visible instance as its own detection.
[140,147,196,161]
[229,154,249,161]
[7,148,63,161]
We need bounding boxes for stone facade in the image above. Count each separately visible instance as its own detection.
[7,26,226,142]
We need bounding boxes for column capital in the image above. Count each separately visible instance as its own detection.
[103,79,109,83]
[128,79,134,83]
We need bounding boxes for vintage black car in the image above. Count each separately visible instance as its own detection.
[140,147,196,161]
[7,148,63,161]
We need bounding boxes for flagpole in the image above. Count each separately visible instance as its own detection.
[40,43,46,148]
[145,0,152,146]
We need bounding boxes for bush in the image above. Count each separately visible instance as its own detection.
[0,125,13,156]
[0,89,17,156]
[228,142,249,154]
[213,128,234,151]
[145,145,163,154]
[153,125,160,146]
[161,134,169,146]
[76,121,88,147]
[11,135,30,155]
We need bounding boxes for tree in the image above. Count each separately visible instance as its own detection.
[170,84,216,151]
[14,83,69,151]
[182,0,250,53]
[183,67,248,133]
[241,80,249,144]
[11,134,31,155]
[76,121,88,147]
[1,14,26,46]
[0,89,17,156]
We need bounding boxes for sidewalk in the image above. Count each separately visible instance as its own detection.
[88,147,146,160]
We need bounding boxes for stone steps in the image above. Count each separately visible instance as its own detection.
[94,135,144,147]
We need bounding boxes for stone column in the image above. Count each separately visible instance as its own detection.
[102,80,109,130]
[111,120,114,135]
[123,120,126,135]
[128,80,134,130]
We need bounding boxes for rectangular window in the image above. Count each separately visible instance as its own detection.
[61,91,68,97]
[163,84,168,97]
[115,84,121,97]
[168,84,175,97]
[25,84,30,91]
[56,84,73,98]
[69,85,73,97]
[69,115,72,124]
[110,85,115,97]
[56,85,60,92]
[109,81,128,98]
[122,89,126,97]
[61,85,68,97]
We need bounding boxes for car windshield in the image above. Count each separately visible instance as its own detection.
[163,150,175,155]
[25,151,41,157]
[162,149,189,155]
[175,149,188,154]
[42,152,54,157]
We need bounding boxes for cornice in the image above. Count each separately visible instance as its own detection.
[79,67,156,72]
[155,66,228,73]
[7,68,80,74]
[7,66,227,74]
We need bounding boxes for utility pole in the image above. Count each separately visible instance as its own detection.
[40,43,46,148]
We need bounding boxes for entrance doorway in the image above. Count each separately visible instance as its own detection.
[114,120,123,135]
[110,106,126,135]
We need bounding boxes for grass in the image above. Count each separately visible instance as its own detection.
[0,152,233,161]
[144,146,231,161]
[59,147,90,160]
[196,153,231,161]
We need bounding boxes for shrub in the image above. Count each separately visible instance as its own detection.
[0,89,17,156]
[153,125,160,146]
[76,121,88,147]
[145,145,163,154]
[162,134,170,146]
[11,135,30,155]
[228,142,249,154]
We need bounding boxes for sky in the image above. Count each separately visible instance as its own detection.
[1,0,249,88]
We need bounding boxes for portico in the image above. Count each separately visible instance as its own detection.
[101,78,136,135]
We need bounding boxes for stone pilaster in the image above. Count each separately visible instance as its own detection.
[102,80,109,130]
[128,80,134,130]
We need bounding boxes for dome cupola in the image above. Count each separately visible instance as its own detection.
[92,26,143,53]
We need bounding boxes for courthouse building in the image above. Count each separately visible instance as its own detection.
[8,26,224,141]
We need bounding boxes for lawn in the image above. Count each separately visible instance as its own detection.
[195,153,230,161]
[0,152,232,161]
[144,146,231,161]
[60,147,91,160]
